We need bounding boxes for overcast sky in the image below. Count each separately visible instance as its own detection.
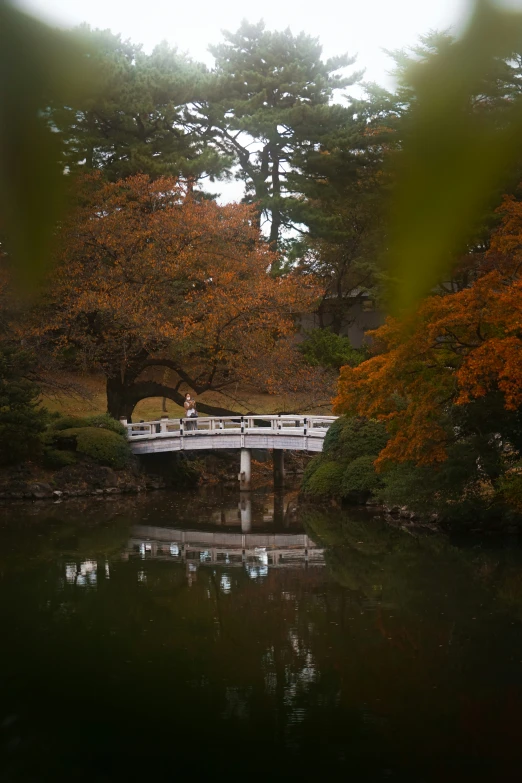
[16,0,477,87]
[16,0,515,205]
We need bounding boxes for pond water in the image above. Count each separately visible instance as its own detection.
[1,489,522,781]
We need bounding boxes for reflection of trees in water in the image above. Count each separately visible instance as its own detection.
[0,505,133,579]
[4,504,522,778]
[302,506,522,619]
[300,506,522,771]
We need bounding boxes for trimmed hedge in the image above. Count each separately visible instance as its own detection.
[42,448,77,469]
[45,413,129,469]
[57,427,130,469]
[85,413,126,436]
[50,415,89,431]
[301,416,388,502]
[323,416,389,462]
[50,413,125,436]
[342,455,383,496]
[301,458,344,497]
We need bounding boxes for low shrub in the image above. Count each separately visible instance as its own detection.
[322,416,388,460]
[321,417,344,453]
[50,413,125,435]
[301,458,344,497]
[50,415,89,431]
[42,448,77,469]
[378,452,504,528]
[302,416,388,502]
[85,413,126,436]
[342,455,383,497]
[59,427,130,469]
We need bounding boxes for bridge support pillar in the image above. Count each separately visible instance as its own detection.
[240,496,252,531]
[239,448,251,491]
[273,449,285,489]
[273,491,286,527]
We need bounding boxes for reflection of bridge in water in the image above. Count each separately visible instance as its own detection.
[125,525,325,571]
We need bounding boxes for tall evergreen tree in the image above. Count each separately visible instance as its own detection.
[288,101,391,331]
[194,20,361,245]
[50,27,226,181]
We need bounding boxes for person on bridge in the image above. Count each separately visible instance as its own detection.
[184,392,198,431]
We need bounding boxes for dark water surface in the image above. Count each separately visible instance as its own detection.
[2,489,522,781]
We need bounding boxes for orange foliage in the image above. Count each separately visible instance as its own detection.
[27,174,320,409]
[334,191,522,467]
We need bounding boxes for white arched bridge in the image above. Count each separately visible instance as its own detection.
[123,414,337,490]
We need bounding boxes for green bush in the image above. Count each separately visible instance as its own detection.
[304,400,522,525]
[378,449,503,527]
[42,448,77,469]
[59,427,130,469]
[333,417,389,462]
[302,455,323,493]
[301,458,344,496]
[321,417,344,453]
[303,416,388,501]
[322,416,388,461]
[298,328,364,370]
[50,413,125,435]
[85,413,126,436]
[342,455,383,497]
[378,462,437,512]
[50,415,89,431]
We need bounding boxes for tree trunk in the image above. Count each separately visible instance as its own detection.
[106,376,241,422]
[317,298,326,329]
[269,142,281,247]
[106,376,136,422]
[330,311,343,335]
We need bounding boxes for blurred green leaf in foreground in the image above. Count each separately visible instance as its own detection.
[388,0,522,311]
[0,1,99,286]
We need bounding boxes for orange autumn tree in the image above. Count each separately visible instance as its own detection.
[334,190,522,468]
[30,174,320,419]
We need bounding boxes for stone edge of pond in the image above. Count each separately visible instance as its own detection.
[0,480,168,502]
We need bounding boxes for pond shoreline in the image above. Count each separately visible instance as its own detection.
[301,496,522,537]
[2,474,519,539]
[3,458,520,538]
[0,460,171,503]
[0,449,310,503]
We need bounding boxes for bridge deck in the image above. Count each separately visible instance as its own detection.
[125,414,336,454]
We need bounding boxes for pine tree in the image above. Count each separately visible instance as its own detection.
[194,20,361,246]
[50,27,226,181]
[288,100,391,331]
[0,343,47,465]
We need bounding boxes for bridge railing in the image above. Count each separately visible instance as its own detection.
[125,414,337,440]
